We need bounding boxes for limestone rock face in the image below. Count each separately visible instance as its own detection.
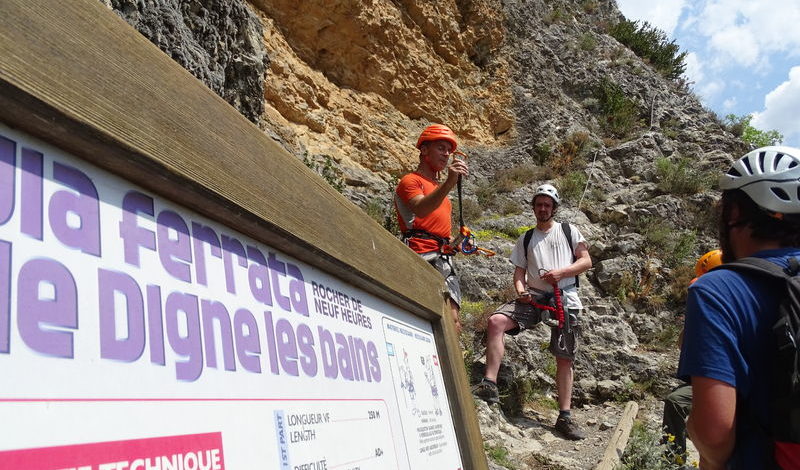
[250,0,514,175]
[107,0,268,122]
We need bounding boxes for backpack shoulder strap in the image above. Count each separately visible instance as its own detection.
[561,222,579,288]
[716,256,794,280]
[561,222,574,255]
[523,228,535,263]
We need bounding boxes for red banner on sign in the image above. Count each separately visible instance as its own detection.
[0,432,225,470]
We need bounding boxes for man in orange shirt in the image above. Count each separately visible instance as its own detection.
[395,124,469,332]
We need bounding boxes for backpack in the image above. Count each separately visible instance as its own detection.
[522,222,579,287]
[716,256,800,469]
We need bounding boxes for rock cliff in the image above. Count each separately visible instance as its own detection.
[105,0,749,468]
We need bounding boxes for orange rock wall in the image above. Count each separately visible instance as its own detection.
[250,0,513,176]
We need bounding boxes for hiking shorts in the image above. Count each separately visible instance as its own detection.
[492,297,580,361]
[419,251,461,308]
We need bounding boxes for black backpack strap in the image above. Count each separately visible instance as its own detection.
[717,256,794,280]
[523,228,535,263]
[561,222,579,288]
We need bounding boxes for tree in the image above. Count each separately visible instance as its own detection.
[723,114,783,147]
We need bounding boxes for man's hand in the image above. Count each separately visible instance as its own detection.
[540,269,565,285]
[516,292,532,303]
[445,158,469,183]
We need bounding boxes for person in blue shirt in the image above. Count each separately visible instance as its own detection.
[677,146,800,469]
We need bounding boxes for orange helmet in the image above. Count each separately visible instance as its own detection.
[695,249,723,277]
[416,124,458,151]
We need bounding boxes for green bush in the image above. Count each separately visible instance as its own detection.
[667,231,696,268]
[548,131,592,175]
[558,171,587,202]
[302,153,345,193]
[618,421,694,469]
[665,263,696,306]
[723,113,783,146]
[533,142,552,165]
[655,157,712,195]
[594,78,640,137]
[579,33,598,51]
[545,7,567,25]
[495,165,541,192]
[363,198,386,226]
[485,443,517,469]
[637,217,697,268]
[500,224,534,239]
[581,0,599,13]
[362,180,401,235]
[609,20,687,80]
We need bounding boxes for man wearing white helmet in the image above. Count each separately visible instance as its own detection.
[473,183,592,440]
[678,146,800,469]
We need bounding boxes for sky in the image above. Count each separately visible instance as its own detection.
[615,0,800,147]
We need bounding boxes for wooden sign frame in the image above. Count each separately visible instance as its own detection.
[0,0,487,468]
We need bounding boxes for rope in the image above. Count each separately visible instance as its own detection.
[447,151,494,257]
[650,92,659,129]
[457,175,465,227]
[578,150,600,210]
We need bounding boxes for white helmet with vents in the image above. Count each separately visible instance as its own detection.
[533,183,561,205]
[719,146,800,214]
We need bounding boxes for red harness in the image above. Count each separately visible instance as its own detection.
[521,280,565,329]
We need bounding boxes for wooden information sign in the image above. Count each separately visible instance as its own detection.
[0,1,487,469]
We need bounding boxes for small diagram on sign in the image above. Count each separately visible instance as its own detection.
[421,355,442,416]
[398,349,418,415]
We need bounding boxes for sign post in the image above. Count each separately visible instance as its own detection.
[0,1,487,469]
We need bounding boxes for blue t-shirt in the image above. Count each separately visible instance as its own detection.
[677,248,800,469]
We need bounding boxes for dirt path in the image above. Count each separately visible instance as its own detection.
[477,396,697,469]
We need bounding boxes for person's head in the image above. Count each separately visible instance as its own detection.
[718,146,800,262]
[416,124,458,172]
[531,184,560,223]
[690,249,723,285]
[695,249,723,277]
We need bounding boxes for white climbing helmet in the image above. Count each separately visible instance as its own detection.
[533,183,561,205]
[719,146,800,214]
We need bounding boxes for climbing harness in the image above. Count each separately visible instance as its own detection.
[519,273,575,351]
[519,271,567,331]
[441,151,495,257]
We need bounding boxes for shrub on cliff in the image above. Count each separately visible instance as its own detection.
[610,20,687,81]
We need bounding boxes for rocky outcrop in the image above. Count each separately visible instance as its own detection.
[105,0,268,122]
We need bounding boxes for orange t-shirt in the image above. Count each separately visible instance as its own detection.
[395,172,452,253]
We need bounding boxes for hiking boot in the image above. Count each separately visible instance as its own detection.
[555,415,587,440]
[471,378,500,404]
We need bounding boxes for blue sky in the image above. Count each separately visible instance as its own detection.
[615,0,800,147]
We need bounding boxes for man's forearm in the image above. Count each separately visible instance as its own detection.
[513,267,527,295]
[562,257,591,278]
[409,181,456,217]
[686,403,735,469]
